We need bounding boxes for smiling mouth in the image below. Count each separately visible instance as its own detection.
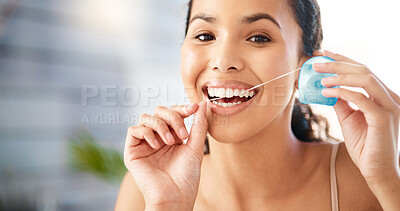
[204,87,258,107]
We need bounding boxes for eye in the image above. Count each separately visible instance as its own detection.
[247,34,271,44]
[194,33,215,42]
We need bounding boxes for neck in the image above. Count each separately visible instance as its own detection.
[203,100,316,205]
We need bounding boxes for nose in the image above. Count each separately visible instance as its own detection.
[209,39,244,73]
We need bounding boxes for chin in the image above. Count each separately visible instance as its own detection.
[205,97,289,144]
[205,111,263,144]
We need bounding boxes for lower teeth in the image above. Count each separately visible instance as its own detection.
[212,101,243,107]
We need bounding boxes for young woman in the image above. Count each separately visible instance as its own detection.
[115,0,400,210]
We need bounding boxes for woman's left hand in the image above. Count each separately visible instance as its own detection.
[313,50,400,189]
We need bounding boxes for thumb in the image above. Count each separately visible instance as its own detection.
[186,101,208,159]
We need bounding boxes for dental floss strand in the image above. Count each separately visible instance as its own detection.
[208,67,301,102]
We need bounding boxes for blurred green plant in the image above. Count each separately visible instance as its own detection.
[67,130,127,185]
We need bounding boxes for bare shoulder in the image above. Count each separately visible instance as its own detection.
[335,142,383,210]
[114,171,145,211]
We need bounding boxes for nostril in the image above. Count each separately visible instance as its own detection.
[212,66,239,72]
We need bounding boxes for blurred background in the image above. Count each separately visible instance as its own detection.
[0,0,399,210]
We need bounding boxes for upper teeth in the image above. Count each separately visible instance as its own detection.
[208,88,255,98]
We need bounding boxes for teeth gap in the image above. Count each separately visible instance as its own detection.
[207,94,255,100]
[206,87,256,104]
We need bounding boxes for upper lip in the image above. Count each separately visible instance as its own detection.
[201,80,259,92]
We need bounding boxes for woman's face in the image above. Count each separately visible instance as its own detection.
[181,0,306,142]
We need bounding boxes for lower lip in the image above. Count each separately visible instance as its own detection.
[204,94,257,116]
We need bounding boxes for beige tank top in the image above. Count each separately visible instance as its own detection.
[330,143,340,211]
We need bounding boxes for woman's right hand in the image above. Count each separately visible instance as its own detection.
[124,102,208,211]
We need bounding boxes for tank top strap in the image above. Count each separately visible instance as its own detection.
[330,143,340,211]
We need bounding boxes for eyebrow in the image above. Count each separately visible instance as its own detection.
[189,13,217,24]
[241,12,281,29]
[189,12,281,29]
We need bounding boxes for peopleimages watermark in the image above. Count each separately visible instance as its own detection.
[81,112,140,125]
[80,83,320,125]
[80,84,228,126]
[81,84,194,107]
[81,84,313,107]
[80,111,230,126]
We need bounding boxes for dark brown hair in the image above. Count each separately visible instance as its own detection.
[184,0,337,154]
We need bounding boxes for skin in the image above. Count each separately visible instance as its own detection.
[115,0,400,210]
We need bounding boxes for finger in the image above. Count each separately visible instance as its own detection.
[167,127,184,145]
[314,56,400,110]
[320,51,400,106]
[321,73,398,110]
[332,98,356,125]
[313,61,367,75]
[323,50,361,65]
[124,139,158,161]
[138,114,175,145]
[124,127,158,161]
[374,77,400,107]
[155,106,189,140]
[313,50,323,56]
[169,103,199,118]
[124,127,184,162]
[149,131,183,153]
[125,126,141,147]
[322,88,385,119]
[127,126,159,149]
[186,101,208,160]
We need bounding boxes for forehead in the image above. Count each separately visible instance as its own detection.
[190,0,293,27]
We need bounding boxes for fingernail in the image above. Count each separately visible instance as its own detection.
[153,139,159,148]
[166,132,174,144]
[313,63,325,70]
[179,127,188,138]
[324,50,334,55]
[321,88,330,96]
[321,77,330,83]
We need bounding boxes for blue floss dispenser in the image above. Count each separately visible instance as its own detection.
[298,56,338,106]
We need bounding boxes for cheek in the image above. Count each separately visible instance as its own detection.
[245,46,293,105]
[180,43,209,102]
[249,46,289,78]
